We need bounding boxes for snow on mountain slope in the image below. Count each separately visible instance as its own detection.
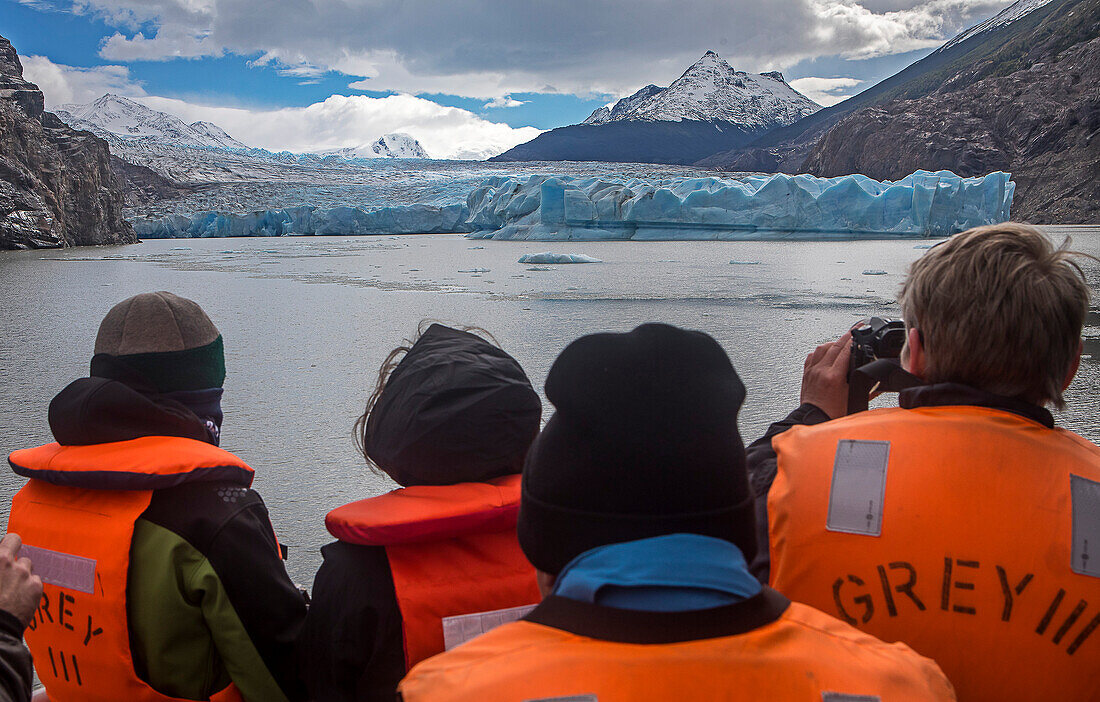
[938,0,1056,52]
[583,84,664,124]
[55,94,248,149]
[582,51,820,130]
[189,120,249,150]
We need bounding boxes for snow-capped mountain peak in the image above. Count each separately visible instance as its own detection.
[54,94,248,149]
[370,133,429,158]
[316,133,430,160]
[938,0,1055,52]
[582,51,819,131]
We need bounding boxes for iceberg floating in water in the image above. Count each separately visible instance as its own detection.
[465,170,1013,241]
[517,252,602,264]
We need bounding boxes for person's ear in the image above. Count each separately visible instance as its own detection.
[536,570,556,599]
[903,327,927,379]
[1063,339,1083,392]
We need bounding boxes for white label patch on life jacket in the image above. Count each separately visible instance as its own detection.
[826,439,890,537]
[822,694,881,702]
[442,603,537,651]
[523,696,597,702]
[20,545,96,594]
[1071,473,1100,578]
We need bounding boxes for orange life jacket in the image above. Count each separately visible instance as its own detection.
[7,437,253,702]
[325,474,540,669]
[769,405,1100,702]
[398,588,955,701]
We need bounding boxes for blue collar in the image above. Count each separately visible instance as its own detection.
[552,534,762,612]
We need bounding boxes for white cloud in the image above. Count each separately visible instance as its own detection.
[21,55,145,106]
[134,93,542,160]
[61,0,1017,99]
[100,28,223,61]
[484,96,527,109]
[788,76,865,106]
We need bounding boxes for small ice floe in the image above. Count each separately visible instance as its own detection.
[170,246,192,251]
[518,252,602,264]
[468,246,485,250]
[729,260,762,265]
[862,269,888,276]
[914,244,935,249]
[458,268,491,273]
[527,266,553,271]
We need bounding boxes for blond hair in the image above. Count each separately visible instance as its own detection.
[899,223,1093,408]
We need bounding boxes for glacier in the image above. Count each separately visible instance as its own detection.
[134,204,470,239]
[132,169,1013,241]
[464,170,1014,240]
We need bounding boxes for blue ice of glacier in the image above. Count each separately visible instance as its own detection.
[517,252,602,264]
[465,170,1014,240]
[131,169,1012,241]
[133,203,470,239]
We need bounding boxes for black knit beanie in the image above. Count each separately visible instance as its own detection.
[364,324,542,487]
[518,323,757,575]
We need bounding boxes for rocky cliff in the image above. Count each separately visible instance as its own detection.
[0,36,134,249]
[802,0,1100,223]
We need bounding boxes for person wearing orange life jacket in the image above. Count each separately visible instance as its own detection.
[6,292,307,702]
[747,223,1100,701]
[399,323,955,702]
[299,323,542,702]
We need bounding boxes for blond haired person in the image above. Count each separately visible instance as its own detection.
[747,223,1100,701]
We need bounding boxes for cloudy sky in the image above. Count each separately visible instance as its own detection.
[6,0,1018,158]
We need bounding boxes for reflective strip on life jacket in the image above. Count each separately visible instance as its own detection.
[8,437,253,490]
[325,474,540,669]
[7,438,252,702]
[398,601,955,701]
[769,405,1100,702]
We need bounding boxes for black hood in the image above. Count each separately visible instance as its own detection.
[49,376,212,446]
[363,324,542,487]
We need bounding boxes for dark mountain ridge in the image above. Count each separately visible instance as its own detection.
[492,51,818,164]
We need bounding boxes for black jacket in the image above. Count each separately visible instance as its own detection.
[0,611,31,702]
[299,541,405,702]
[745,382,1055,583]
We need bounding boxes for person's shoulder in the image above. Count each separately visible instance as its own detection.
[313,540,394,602]
[780,602,953,692]
[403,620,561,682]
[142,479,268,552]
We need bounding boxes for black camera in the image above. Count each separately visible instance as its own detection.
[846,317,911,414]
[848,317,906,377]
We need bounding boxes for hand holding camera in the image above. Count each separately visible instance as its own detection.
[802,318,917,419]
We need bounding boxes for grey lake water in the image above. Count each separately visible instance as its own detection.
[3,228,1100,585]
